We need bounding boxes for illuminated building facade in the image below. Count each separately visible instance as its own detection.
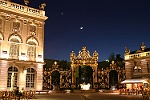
[123,42,150,89]
[0,0,47,91]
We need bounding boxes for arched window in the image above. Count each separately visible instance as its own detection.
[7,66,18,87]
[133,66,142,73]
[133,61,142,73]
[9,44,19,59]
[9,33,22,59]
[26,36,38,61]
[26,68,35,88]
[27,46,36,61]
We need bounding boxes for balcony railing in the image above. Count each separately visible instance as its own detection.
[0,0,45,17]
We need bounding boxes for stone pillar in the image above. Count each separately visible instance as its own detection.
[18,67,26,90]
[36,63,43,91]
[125,61,132,79]
[141,60,148,74]
[0,61,8,90]
[94,65,97,83]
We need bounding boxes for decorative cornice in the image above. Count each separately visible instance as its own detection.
[124,42,149,60]
[124,51,150,60]
[70,46,98,65]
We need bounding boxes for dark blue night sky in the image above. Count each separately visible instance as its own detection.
[13,0,150,61]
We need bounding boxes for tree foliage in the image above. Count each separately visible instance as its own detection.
[108,52,115,63]
[59,60,71,70]
[98,53,124,69]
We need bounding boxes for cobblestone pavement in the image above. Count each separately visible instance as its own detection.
[30,93,144,100]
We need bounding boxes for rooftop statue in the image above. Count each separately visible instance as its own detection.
[39,3,46,10]
[125,47,130,54]
[141,42,146,51]
[24,0,29,5]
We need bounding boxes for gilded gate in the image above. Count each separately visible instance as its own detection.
[97,61,126,89]
[43,47,125,90]
[43,61,72,90]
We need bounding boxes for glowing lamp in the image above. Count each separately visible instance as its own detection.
[80,83,90,90]
[24,69,27,74]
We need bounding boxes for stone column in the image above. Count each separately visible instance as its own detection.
[94,65,98,83]
[71,64,74,84]
[125,61,132,79]
[0,61,8,90]
[36,63,43,91]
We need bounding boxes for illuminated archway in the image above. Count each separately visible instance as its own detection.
[8,33,22,59]
[76,65,93,89]
[109,70,118,87]
[70,46,98,89]
[7,66,18,88]
[26,68,36,88]
[97,61,126,89]
[26,36,39,46]
[51,71,60,86]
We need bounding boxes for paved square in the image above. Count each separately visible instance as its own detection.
[32,93,143,100]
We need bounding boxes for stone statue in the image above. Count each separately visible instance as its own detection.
[125,47,130,54]
[39,3,46,10]
[141,42,146,51]
[93,51,98,60]
[30,25,36,35]
[110,61,116,69]
[24,0,29,5]
[70,51,76,61]
[13,21,20,32]
[11,72,15,91]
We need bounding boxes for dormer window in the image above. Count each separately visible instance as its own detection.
[134,66,141,73]
[133,61,142,73]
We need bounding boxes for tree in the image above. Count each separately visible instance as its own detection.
[108,52,115,63]
[115,54,123,62]
[115,54,124,68]
[59,60,71,70]
[98,61,109,69]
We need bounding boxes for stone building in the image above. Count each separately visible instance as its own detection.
[0,0,47,91]
[123,42,150,89]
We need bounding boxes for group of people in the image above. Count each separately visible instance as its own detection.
[14,87,25,100]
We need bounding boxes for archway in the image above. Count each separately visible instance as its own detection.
[70,46,98,89]
[26,68,36,88]
[7,66,18,88]
[51,71,60,86]
[76,66,93,89]
[109,70,118,89]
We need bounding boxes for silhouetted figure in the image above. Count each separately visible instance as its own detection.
[14,87,22,100]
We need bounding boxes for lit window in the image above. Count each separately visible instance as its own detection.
[26,37,38,61]
[26,68,35,88]
[133,61,141,73]
[9,43,19,59]
[134,66,141,73]
[9,33,22,59]
[27,46,36,61]
[7,66,18,87]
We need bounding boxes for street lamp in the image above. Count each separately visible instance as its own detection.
[24,69,27,74]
